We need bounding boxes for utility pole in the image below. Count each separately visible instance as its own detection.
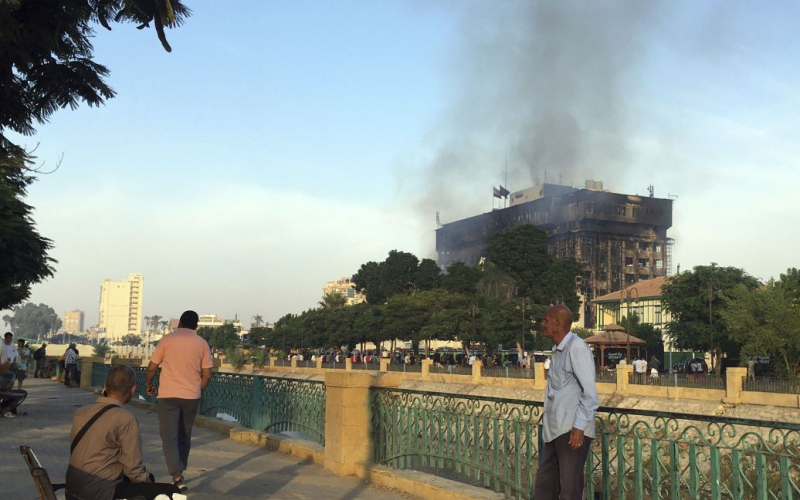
[707,282,716,374]
[519,297,531,354]
[620,286,639,362]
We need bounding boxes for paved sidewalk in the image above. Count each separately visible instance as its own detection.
[1,378,413,499]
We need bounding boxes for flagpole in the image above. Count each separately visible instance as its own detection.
[504,158,508,209]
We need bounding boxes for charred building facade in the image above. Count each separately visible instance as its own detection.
[435,181,673,324]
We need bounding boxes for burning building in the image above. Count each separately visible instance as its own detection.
[435,180,673,324]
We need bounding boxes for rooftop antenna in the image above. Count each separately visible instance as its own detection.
[558,174,562,185]
[668,193,679,199]
[648,184,654,197]
[435,211,442,229]
[544,171,548,183]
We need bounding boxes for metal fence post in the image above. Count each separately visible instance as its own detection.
[249,375,263,431]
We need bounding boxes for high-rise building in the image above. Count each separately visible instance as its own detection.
[62,310,85,334]
[99,273,144,341]
[323,277,366,306]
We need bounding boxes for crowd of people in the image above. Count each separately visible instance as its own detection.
[279,346,552,372]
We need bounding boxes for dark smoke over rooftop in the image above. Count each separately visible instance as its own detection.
[413,0,664,224]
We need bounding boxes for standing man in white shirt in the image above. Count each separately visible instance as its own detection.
[533,305,599,500]
[2,332,19,389]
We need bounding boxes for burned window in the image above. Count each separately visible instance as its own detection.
[625,274,635,284]
[625,257,634,266]
[639,259,649,267]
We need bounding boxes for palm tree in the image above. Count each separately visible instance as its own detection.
[144,316,152,332]
[159,320,168,332]
[319,292,347,310]
[150,315,162,333]
[252,315,264,328]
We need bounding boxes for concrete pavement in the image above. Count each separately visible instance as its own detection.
[1,378,414,499]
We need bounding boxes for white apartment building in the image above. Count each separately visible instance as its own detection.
[99,273,144,341]
[62,309,85,334]
[323,277,366,306]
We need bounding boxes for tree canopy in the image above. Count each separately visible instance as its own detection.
[661,263,760,374]
[198,323,240,350]
[487,225,583,321]
[352,250,442,304]
[261,237,586,356]
[2,302,61,339]
[721,269,800,377]
[0,0,191,309]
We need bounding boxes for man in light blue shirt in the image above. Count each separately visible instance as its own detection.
[534,305,599,500]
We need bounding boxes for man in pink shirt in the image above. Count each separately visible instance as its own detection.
[144,310,212,492]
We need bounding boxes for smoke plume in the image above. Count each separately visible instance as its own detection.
[413,1,664,225]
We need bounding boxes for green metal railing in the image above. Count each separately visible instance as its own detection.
[482,366,535,379]
[630,372,726,390]
[371,387,800,499]
[387,363,422,373]
[200,372,326,444]
[595,370,617,384]
[744,377,800,395]
[91,366,326,445]
[431,365,473,376]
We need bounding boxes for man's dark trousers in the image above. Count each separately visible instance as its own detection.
[533,431,592,500]
[158,398,200,476]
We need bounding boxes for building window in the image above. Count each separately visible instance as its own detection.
[655,306,662,325]
[625,274,635,284]
[656,259,664,269]
[617,206,626,216]
[655,244,662,253]
[639,258,649,268]
[626,257,634,266]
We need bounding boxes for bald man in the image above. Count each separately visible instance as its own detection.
[66,365,180,500]
[533,305,599,500]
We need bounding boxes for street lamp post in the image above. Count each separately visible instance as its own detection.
[519,297,531,355]
[705,281,719,375]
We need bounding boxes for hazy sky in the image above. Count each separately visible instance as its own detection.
[5,1,800,327]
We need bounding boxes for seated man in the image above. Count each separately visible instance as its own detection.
[66,365,180,500]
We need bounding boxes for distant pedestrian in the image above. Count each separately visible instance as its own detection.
[633,357,647,383]
[145,310,212,492]
[2,332,18,390]
[649,355,661,374]
[34,343,47,378]
[64,343,79,388]
[15,339,30,390]
[649,367,659,383]
[747,358,756,381]
[533,305,599,500]
[0,335,26,417]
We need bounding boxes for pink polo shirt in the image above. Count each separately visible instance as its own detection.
[151,328,213,400]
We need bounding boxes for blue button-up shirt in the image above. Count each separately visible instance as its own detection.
[542,331,599,443]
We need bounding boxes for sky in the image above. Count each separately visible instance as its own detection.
[5,0,800,327]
